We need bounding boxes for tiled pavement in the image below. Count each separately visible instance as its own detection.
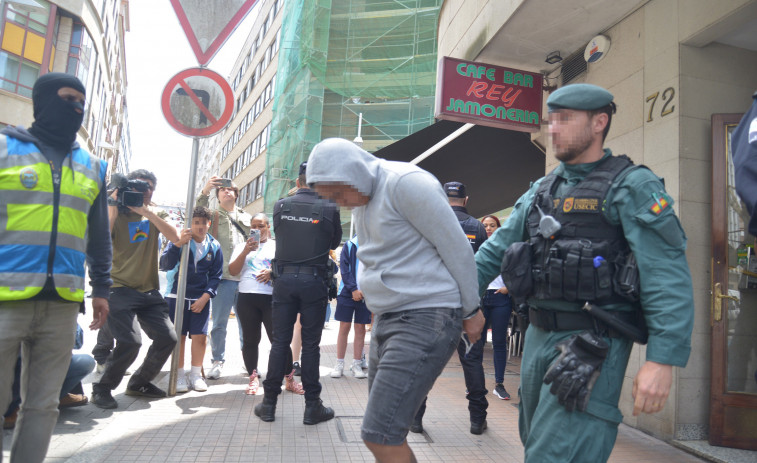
[2,312,715,463]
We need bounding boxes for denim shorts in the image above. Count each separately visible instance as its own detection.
[361,307,461,445]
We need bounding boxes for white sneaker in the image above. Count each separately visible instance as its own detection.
[351,362,367,379]
[361,353,369,369]
[330,362,344,378]
[176,371,189,393]
[207,361,223,379]
[190,374,207,392]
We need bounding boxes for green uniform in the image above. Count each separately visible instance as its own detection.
[475,149,694,462]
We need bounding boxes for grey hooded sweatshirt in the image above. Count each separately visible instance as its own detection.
[306,138,479,316]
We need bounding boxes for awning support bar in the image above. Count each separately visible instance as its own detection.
[410,123,475,165]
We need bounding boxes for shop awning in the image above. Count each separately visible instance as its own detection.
[373,120,546,218]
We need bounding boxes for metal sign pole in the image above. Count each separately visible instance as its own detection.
[168,137,200,396]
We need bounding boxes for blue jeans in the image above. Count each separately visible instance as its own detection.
[362,308,461,445]
[4,353,95,417]
[210,279,243,363]
[0,300,79,463]
[60,354,96,399]
[481,290,513,384]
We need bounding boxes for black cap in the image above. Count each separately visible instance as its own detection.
[299,161,308,176]
[444,181,467,198]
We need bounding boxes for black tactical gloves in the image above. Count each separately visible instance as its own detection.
[543,330,609,412]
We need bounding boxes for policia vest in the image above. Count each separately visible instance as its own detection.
[274,196,334,267]
[459,214,482,251]
[0,135,106,302]
[505,155,640,305]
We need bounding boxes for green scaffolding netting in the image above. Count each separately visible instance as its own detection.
[264,0,443,227]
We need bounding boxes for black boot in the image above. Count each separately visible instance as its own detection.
[409,417,423,433]
[254,396,277,422]
[303,398,334,425]
[470,419,487,435]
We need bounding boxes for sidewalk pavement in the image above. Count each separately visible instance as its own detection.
[3,311,712,463]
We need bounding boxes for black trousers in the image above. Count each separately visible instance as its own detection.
[236,292,293,376]
[94,287,177,391]
[415,336,488,423]
[262,273,327,402]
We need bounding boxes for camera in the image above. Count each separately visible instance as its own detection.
[218,178,233,189]
[109,173,151,210]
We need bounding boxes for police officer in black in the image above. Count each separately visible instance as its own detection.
[733,90,757,236]
[446,181,488,251]
[412,181,489,435]
[255,162,342,425]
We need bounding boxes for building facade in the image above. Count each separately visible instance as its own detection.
[195,0,283,213]
[437,0,757,450]
[0,0,131,174]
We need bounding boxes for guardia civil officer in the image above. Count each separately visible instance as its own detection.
[255,161,342,425]
[475,83,694,462]
[733,90,757,236]
[412,181,489,435]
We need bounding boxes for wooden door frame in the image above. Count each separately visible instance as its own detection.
[709,113,757,450]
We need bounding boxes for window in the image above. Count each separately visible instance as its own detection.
[255,173,265,199]
[250,137,259,160]
[259,124,269,152]
[67,19,97,120]
[0,0,52,97]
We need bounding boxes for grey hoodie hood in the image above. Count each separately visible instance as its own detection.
[306,138,380,198]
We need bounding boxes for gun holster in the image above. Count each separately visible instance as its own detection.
[270,258,280,280]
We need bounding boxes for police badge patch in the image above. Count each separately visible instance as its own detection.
[19,167,38,189]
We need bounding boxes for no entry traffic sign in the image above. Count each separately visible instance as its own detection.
[161,67,234,137]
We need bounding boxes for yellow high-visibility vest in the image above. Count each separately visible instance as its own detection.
[0,135,107,302]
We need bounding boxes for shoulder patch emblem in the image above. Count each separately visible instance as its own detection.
[650,192,671,215]
[19,167,38,189]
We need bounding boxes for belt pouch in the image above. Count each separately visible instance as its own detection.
[578,246,596,300]
[563,249,580,301]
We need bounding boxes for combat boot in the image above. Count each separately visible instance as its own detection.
[303,398,334,425]
[254,396,277,422]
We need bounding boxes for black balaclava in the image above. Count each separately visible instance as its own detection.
[28,72,86,149]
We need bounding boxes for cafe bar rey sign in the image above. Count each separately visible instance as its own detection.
[435,56,543,132]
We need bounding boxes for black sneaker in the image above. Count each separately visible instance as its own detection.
[292,361,302,376]
[91,389,118,409]
[493,383,511,400]
[125,382,167,398]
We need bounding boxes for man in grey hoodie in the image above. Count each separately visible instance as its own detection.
[306,138,485,463]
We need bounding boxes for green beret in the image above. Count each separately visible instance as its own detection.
[547,83,614,111]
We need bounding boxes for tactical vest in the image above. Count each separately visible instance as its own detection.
[0,135,107,302]
[275,196,333,266]
[527,155,639,304]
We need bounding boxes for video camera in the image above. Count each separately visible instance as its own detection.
[109,173,150,210]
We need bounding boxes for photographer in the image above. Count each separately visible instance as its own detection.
[91,169,180,409]
[196,176,251,379]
